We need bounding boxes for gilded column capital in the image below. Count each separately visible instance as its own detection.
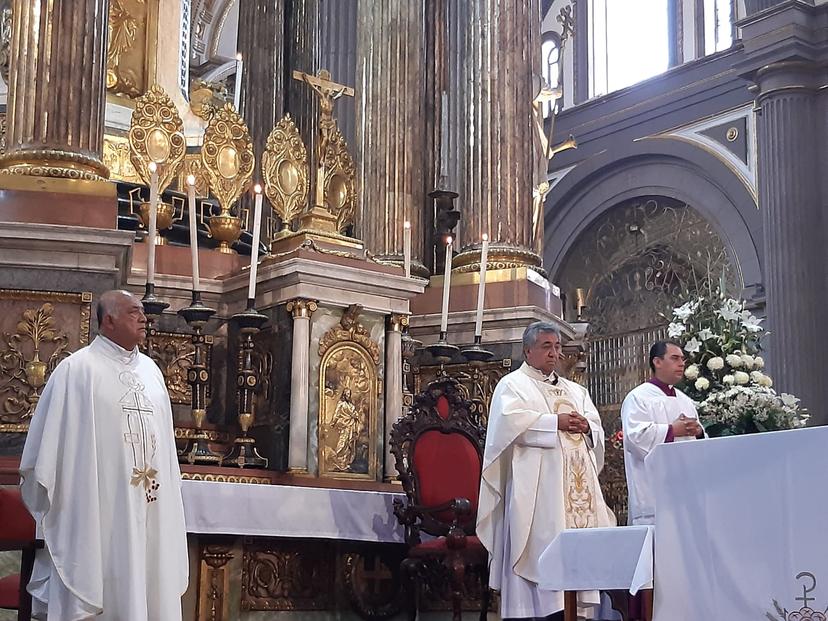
[388,313,409,332]
[286,298,318,319]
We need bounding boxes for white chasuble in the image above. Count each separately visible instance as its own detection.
[621,381,703,525]
[477,363,615,619]
[20,336,188,621]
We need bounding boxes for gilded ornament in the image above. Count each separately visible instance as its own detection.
[106,0,153,99]
[0,291,92,431]
[262,114,309,236]
[103,135,142,183]
[201,103,255,214]
[321,127,356,233]
[128,84,186,193]
[0,7,10,85]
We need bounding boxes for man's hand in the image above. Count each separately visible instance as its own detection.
[671,414,703,438]
[558,412,591,434]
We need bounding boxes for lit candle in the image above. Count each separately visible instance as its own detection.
[440,236,453,335]
[474,234,489,337]
[247,184,263,303]
[233,53,243,111]
[403,221,411,278]
[186,175,200,292]
[146,161,159,285]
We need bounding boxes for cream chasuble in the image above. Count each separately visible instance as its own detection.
[20,336,189,621]
[477,363,615,619]
[621,381,703,525]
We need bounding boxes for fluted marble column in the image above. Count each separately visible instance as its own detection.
[287,298,317,472]
[356,0,427,275]
[238,0,285,161]
[383,314,405,481]
[753,61,826,421]
[452,0,541,272]
[285,0,320,176]
[1,0,109,180]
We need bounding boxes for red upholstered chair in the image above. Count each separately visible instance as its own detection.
[0,487,42,621]
[390,377,490,621]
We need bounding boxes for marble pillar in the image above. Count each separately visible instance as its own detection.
[237,0,285,161]
[737,1,828,421]
[356,0,427,276]
[287,298,317,472]
[285,0,320,176]
[1,0,109,180]
[383,314,405,481]
[452,0,542,273]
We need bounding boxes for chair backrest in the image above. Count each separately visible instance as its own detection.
[0,487,35,542]
[390,377,486,537]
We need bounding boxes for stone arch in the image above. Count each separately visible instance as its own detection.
[544,138,763,292]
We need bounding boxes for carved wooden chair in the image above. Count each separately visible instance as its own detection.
[0,487,42,621]
[390,377,490,621]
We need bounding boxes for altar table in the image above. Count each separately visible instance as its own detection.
[181,479,406,543]
[649,426,828,620]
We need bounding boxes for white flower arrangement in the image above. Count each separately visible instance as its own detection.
[706,357,724,371]
[667,290,808,436]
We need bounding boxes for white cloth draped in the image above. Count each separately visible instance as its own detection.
[621,382,701,525]
[477,363,614,618]
[649,427,828,620]
[20,336,188,621]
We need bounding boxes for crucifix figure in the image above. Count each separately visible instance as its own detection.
[292,69,355,209]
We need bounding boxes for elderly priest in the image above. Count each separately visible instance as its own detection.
[477,322,616,620]
[19,290,188,620]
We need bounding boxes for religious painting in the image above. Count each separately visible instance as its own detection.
[317,306,380,480]
[0,289,92,432]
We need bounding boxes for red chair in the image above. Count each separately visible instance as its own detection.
[0,487,42,621]
[390,377,490,621]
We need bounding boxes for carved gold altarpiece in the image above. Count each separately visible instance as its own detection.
[317,305,380,480]
[106,0,159,100]
[0,289,92,433]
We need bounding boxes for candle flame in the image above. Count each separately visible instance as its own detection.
[482,233,489,241]
[254,184,262,194]
[446,236,453,245]
[236,52,243,61]
[186,174,196,186]
[148,161,157,173]
[404,221,411,229]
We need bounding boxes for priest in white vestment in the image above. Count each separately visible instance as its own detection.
[19,290,189,620]
[621,340,706,525]
[477,322,616,620]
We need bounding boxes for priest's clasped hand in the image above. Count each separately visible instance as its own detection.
[671,414,703,437]
[558,412,590,434]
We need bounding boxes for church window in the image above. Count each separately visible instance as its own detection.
[541,33,561,118]
[588,0,670,97]
[703,0,734,54]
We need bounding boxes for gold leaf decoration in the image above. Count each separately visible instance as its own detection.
[261,114,309,228]
[201,103,255,215]
[322,128,356,233]
[128,84,186,193]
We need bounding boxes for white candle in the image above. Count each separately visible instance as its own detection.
[247,184,263,302]
[403,221,411,278]
[474,234,489,337]
[233,53,243,111]
[440,236,453,334]
[146,162,159,284]
[186,175,201,292]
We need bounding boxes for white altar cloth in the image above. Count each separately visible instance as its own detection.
[537,526,654,595]
[182,479,406,543]
[649,426,828,621]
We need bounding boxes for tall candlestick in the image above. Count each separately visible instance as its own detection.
[403,221,411,278]
[474,234,489,337]
[233,53,243,111]
[247,185,263,303]
[186,175,201,292]
[147,162,159,284]
[440,236,453,334]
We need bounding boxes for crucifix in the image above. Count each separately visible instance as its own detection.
[292,69,355,209]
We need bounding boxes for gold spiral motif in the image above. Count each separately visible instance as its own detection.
[262,114,309,232]
[201,103,254,216]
